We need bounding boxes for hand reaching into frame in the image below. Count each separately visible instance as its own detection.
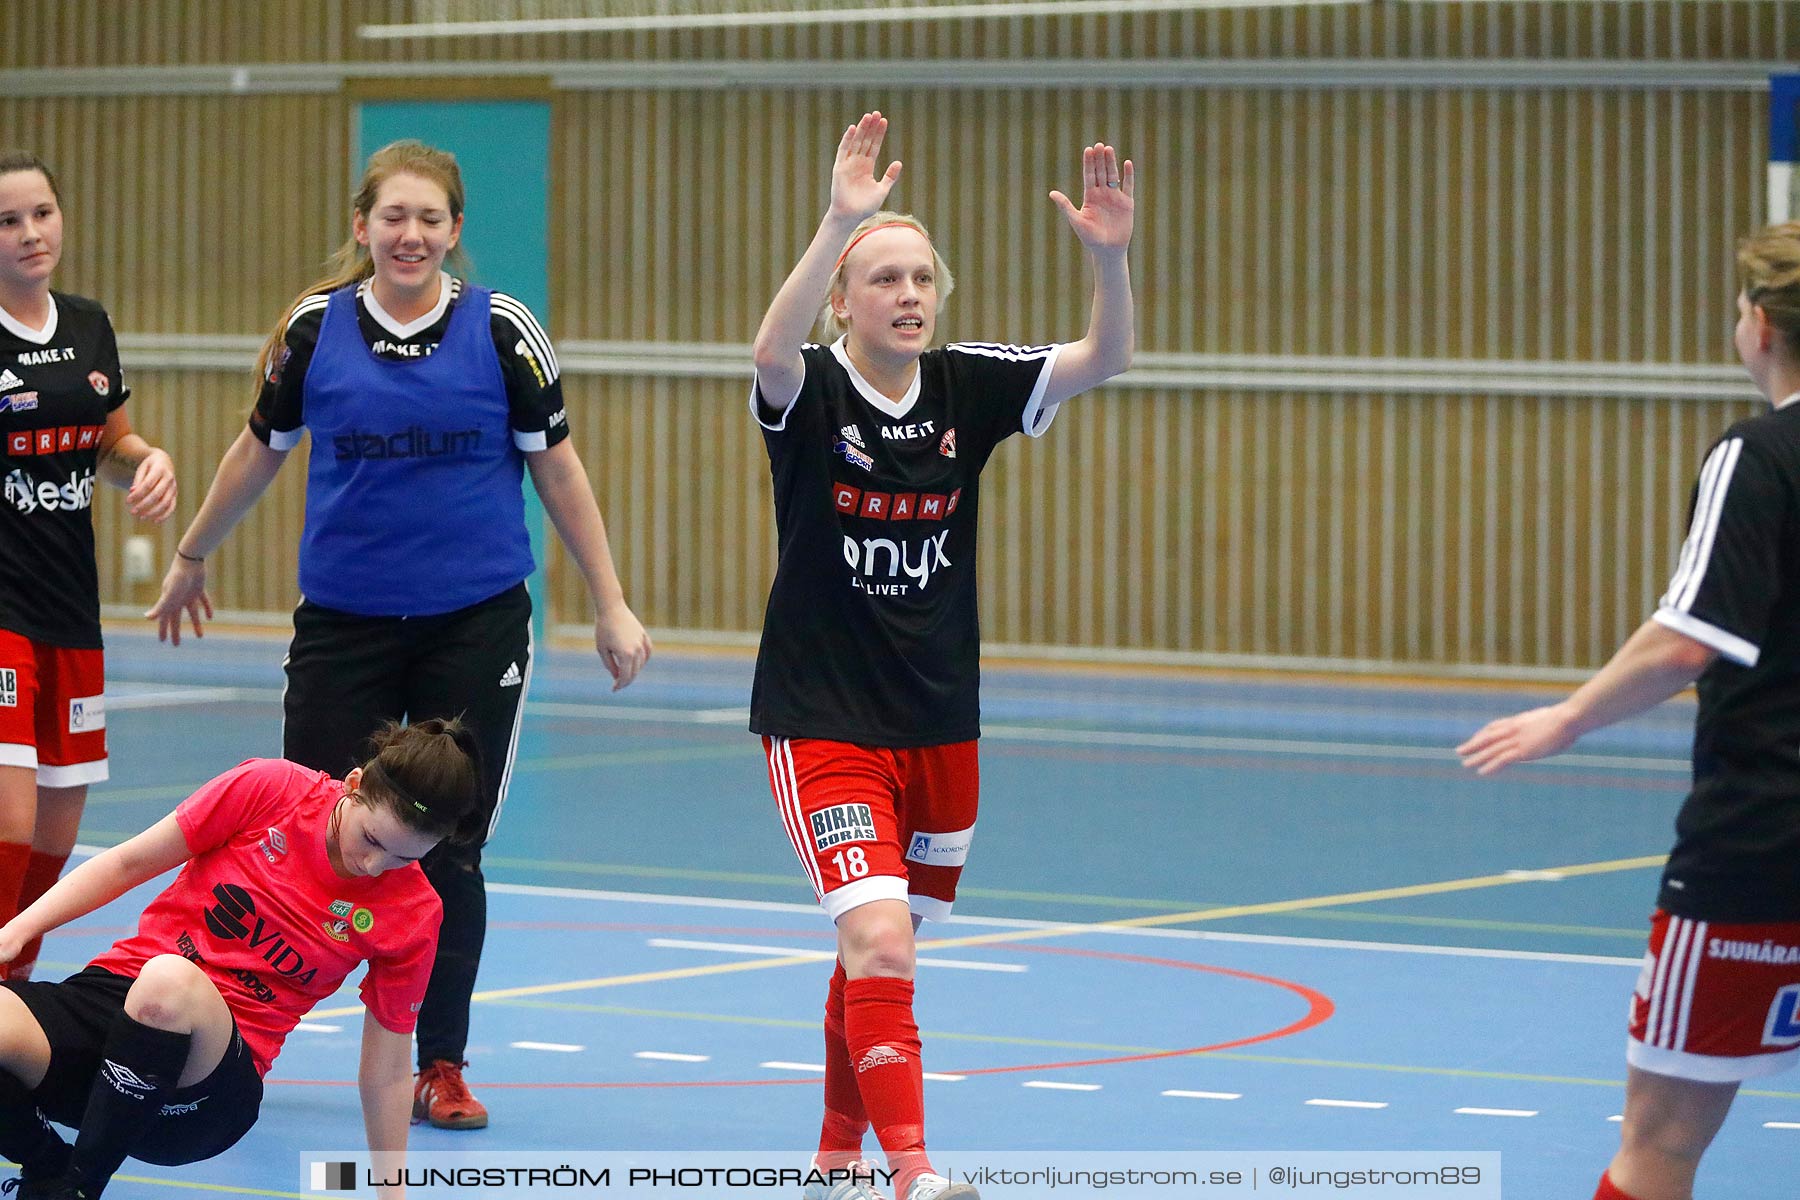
[1049,142,1135,253]
[1456,703,1579,776]
[829,111,903,223]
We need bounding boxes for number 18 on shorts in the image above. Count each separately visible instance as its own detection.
[764,735,978,923]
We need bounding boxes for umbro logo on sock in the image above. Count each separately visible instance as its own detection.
[499,662,522,688]
[0,369,24,390]
[856,1044,908,1073]
[101,1058,155,1098]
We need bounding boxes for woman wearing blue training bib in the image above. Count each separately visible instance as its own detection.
[147,140,651,1132]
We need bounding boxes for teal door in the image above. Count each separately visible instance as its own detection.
[357,101,553,644]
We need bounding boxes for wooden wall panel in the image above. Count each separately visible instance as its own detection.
[5,0,1791,674]
[6,2,1797,69]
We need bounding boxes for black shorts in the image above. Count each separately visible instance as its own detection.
[1,967,263,1165]
[283,580,533,847]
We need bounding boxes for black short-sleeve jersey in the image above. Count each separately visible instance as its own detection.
[749,337,1063,747]
[247,277,567,453]
[1651,398,1800,921]
[1,292,129,648]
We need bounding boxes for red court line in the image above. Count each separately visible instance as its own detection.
[271,944,1332,1090]
[486,923,838,937]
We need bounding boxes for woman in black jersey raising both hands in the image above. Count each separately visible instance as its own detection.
[749,113,1135,1200]
[0,152,177,985]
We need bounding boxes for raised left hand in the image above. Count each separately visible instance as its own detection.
[127,448,177,523]
[1049,142,1135,253]
[595,601,652,692]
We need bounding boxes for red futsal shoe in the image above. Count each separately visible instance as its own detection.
[413,1059,489,1130]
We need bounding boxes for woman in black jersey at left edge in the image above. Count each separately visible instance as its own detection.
[0,152,177,984]
[147,139,651,1131]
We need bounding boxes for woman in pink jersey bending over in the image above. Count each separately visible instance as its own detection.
[0,718,483,1200]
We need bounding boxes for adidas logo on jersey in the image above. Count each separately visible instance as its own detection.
[0,369,23,390]
[839,424,866,449]
[499,662,522,688]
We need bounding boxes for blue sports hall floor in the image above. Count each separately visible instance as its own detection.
[12,626,1796,1198]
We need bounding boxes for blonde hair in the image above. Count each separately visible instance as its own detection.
[1738,220,1800,354]
[257,140,472,381]
[817,211,955,342]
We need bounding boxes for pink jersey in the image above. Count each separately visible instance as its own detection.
[89,759,442,1076]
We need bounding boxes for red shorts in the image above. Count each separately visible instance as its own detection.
[1627,909,1800,1082]
[0,629,108,787]
[764,736,977,923]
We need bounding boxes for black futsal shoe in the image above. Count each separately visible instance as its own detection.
[1,1170,93,1200]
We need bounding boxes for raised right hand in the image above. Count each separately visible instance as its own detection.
[145,556,214,645]
[829,111,903,222]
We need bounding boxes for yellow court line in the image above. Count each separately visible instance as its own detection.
[303,852,1668,1019]
[103,1172,310,1198]
[911,852,1671,951]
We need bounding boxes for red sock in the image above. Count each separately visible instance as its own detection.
[1595,1170,1639,1200]
[0,840,31,924]
[844,975,932,1196]
[8,850,68,980]
[817,961,870,1169]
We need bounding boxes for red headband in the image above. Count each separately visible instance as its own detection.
[834,221,931,273]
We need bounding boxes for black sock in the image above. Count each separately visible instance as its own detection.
[416,846,486,1067]
[69,1013,191,1196]
[0,1067,70,1177]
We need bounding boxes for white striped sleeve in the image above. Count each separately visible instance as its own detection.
[750,345,818,432]
[946,341,1065,439]
[489,292,560,383]
[487,291,568,451]
[254,293,330,451]
[1653,435,1773,667]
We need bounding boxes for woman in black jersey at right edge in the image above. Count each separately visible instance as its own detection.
[749,113,1134,1200]
[1460,221,1800,1200]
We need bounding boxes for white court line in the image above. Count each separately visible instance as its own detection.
[981,722,1687,773]
[525,701,748,724]
[1024,1081,1102,1091]
[479,883,1643,967]
[761,1061,825,1073]
[105,686,275,710]
[1306,1099,1388,1109]
[512,1041,584,1053]
[1164,1090,1242,1100]
[293,1023,342,1033]
[636,1051,711,1063]
[1766,1122,1800,1130]
[1455,1107,1537,1118]
[923,1072,967,1082]
[1608,1115,1624,1122]
[647,938,1027,972]
[104,691,747,724]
